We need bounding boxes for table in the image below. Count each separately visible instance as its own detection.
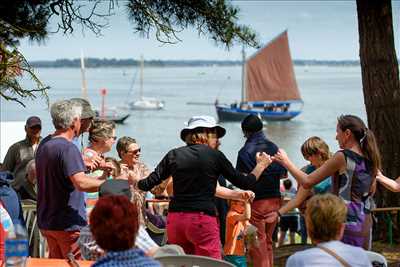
[26,258,94,267]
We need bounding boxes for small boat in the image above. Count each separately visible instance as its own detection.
[215,31,303,122]
[130,97,164,110]
[128,56,164,110]
[96,89,130,124]
[95,109,130,124]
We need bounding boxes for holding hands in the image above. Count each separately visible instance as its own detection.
[256,152,272,169]
[271,148,291,167]
[240,190,256,202]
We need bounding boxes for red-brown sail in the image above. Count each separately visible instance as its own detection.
[245,31,301,102]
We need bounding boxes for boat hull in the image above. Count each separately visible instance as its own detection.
[129,99,164,110]
[97,114,130,124]
[216,105,301,122]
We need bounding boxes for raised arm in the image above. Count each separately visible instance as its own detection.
[221,151,272,189]
[273,149,344,189]
[376,170,400,192]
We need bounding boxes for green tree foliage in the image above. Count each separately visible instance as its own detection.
[0,0,258,105]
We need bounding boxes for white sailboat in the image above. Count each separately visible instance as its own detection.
[128,55,164,110]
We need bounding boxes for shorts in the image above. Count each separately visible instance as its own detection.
[280,215,298,233]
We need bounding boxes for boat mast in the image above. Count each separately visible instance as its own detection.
[80,50,88,100]
[241,46,246,103]
[140,55,144,100]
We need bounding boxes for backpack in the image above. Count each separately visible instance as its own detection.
[336,152,373,249]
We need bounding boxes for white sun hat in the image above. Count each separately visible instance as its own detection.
[180,115,226,141]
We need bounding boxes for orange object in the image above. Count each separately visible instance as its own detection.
[26,258,94,267]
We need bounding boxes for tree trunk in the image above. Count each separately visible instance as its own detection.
[356,0,400,240]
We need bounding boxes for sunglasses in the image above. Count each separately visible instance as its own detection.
[127,148,141,154]
[29,125,41,130]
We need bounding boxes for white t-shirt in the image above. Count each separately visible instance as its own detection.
[286,240,372,267]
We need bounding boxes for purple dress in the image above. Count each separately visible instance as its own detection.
[333,149,374,249]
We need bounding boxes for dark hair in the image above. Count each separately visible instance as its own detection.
[337,115,381,177]
[116,136,137,158]
[283,179,293,190]
[241,115,263,134]
[90,195,138,251]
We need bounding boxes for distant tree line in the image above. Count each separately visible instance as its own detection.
[30,58,362,68]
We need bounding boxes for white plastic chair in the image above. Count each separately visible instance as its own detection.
[21,200,47,258]
[155,254,235,267]
[365,251,388,267]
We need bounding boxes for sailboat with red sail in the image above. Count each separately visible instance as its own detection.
[215,30,303,121]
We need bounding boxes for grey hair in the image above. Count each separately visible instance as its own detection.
[26,159,35,173]
[50,100,82,129]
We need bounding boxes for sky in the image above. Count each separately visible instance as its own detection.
[19,1,400,61]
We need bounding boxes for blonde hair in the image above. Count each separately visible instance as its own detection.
[305,193,347,242]
[89,120,115,143]
[105,157,121,177]
[184,128,217,145]
[301,136,331,162]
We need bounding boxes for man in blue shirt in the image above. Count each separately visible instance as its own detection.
[36,100,107,259]
[236,115,287,267]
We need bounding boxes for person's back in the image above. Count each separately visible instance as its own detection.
[286,240,371,267]
[153,144,255,216]
[236,114,286,267]
[90,196,161,267]
[286,194,372,267]
[237,132,286,199]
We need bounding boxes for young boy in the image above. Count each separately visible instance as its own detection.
[224,199,251,267]
[278,179,298,246]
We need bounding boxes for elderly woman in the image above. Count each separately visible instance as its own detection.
[286,194,371,267]
[90,195,161,267]
[135,115,271,259]
[83,119,116,171]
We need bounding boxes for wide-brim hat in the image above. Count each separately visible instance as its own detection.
[180,115,226,141]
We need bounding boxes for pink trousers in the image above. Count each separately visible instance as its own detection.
[167,211,221,259]
[249,198,281,267]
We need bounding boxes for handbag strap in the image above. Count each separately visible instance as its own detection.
[317,244,352,267]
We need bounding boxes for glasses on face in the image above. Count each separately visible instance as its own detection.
[127,148,141,155]
[29,126,41,131]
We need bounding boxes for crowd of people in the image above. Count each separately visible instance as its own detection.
[0,97,399,267]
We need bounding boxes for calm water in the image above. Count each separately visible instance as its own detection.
[0,65,366,171]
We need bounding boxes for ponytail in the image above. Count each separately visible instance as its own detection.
[361,129,381,177]
[337,115,381,177]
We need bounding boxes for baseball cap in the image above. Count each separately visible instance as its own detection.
[26,116,42,128]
